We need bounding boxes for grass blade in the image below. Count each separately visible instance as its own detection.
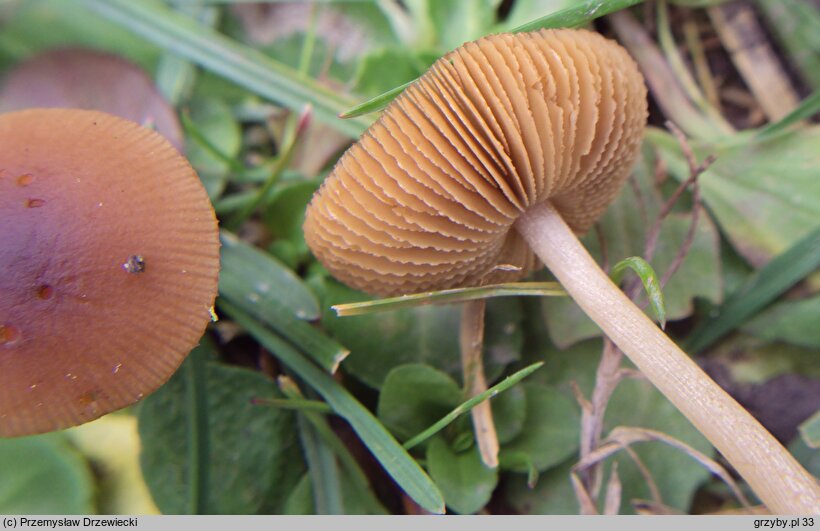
[756,88,820,140]
[403,362,544,451]
[279,377,384,514]
[184,345,210,514]
[511,0,644,32]
[686,226,820,353]
[220,300,446,514]
[610,257,667,329]
[338,0,645,118]
[333,282,565,317]
[339,81,413,119]
[218,231,349,373]
[79,0,370,137]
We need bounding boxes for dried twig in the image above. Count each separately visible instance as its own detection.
[460,298,499,468]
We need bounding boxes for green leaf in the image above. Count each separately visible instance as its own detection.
[789,436,820,480]
[79,0,370,137]
[649,127,820,268]
[219,231,319,321]
[0,433,95,514]
[0,0,160,71]
[378,364,462,443]
[427,0,499,52]
[742,296,820,349]
[339,80,413,119]
[183,97,241,199]
[262,180,319,253]
[333,282,564,317]
[283,472,388,515]
[799,410,820,449]
[505,458,579,514]
[500,383,580,472]
[426,438,498,515]
[501,0,579,30]
[219,301,445,514]
[492,384,528,444]
[353,48,429,99]
[402,362,544,450]
[138,357,304,514]
[603,378,713,514]
[686,227,820,353]
[510,0,645,32]
[218,231,349,373]
[320,279,523,388]
[756,89,820,140]
[610,257,667,329]
[708,334,820,384]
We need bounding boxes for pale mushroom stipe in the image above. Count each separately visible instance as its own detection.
[303,29,820,513]
[0,108,220,437]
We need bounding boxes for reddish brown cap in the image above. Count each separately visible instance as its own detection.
[303,29,647,296]
[0,108,220,437]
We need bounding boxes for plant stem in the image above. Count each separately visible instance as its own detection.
[515,201,820,515]
[460,298,499,468]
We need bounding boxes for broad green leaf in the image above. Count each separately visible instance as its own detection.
[528,338,604,398]
[427,0,499,52]
[402,362,544,450]
[742,296,820,349]
[604,378,713,514]
[353,47,429,98]
[426,438,498,515]
[220,301,445,514]
[708,334,820,384]
[505,458,579,514]
[185,97,240,199]
[262,180,319,254]
[79,0,371,137]
[648,127,820,268]
[799,410,820,449]
[492,384,527,444]
[377,364,462,443]
[500,383,580,472]
[789,436,820,479]
[0,433,95,514]
[283,473,388,515]
[138,358,304,514]
[319,278,523,388]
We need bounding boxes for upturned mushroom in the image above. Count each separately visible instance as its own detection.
[303,29,819,513]
[0,108,219,437]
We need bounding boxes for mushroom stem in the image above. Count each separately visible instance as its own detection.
[515,201,820,515]
[460,298,500,468]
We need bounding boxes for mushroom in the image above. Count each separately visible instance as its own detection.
[0,108,219,437]
[303,29,819,513]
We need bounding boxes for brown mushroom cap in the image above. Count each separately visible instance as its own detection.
[0,108,219,437]
[303,29,647,296]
